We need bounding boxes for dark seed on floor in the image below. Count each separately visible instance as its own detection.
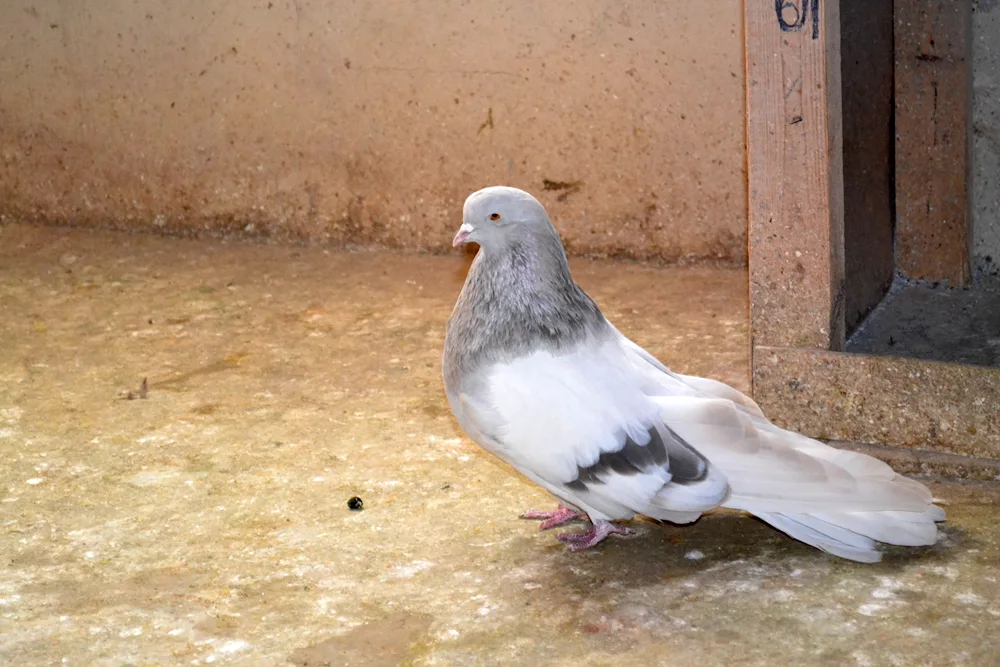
[347,496,364,511]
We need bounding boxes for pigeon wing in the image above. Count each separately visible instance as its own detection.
[452,336,731,523]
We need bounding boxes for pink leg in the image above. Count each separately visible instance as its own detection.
[556,520,635,551]
[520,505,582,530]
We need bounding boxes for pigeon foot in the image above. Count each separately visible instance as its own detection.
[556,520,635,551]
[520,505,582,530]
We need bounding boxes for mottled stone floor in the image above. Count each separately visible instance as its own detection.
[1,224,998,666]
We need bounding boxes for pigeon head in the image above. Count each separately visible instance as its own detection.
[452,186,558,252]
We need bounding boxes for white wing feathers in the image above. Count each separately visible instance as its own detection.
[462,337,730,525]
[457,329,943,562]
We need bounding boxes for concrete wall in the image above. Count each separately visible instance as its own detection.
[0,1,747,263]
[974,0,1000,279]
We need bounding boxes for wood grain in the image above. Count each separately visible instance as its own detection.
[746,0,845,355]
[894,0,974,285]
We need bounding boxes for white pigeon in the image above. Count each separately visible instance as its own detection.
[442,186,945,562]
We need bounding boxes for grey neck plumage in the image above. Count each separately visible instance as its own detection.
[443,230,608,388]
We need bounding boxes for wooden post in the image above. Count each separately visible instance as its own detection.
[894,0,974,286]
[746,0,1000,468]
[746,0,845,356]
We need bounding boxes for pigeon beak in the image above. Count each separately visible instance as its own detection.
[452,223,474,247]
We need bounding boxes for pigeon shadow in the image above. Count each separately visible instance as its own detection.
[510,509,968,598]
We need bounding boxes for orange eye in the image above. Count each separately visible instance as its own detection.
[489,213,501,221]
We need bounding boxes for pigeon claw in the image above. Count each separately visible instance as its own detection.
[556,520,635,551]
[520,505,582,530]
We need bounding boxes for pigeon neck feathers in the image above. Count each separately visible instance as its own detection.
[445,233,608,380]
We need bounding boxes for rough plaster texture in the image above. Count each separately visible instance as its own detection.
[974,0,1000,279]
[3,224,1000,666]
[0,0,747,263]
[754,346,1000,460]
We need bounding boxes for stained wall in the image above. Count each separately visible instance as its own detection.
[0,1,747,262]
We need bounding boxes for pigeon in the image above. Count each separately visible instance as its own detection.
[442,186,945,562]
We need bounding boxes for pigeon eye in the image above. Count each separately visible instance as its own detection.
[489,213,501,221]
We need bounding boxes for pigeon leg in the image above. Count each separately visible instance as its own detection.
[520,505,582,530]
[556,520,635,551]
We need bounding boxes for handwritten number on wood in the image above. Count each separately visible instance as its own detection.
[775,0,820,40]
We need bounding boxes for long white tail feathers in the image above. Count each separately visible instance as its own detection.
[718,438,947,563]
[647,395,946,563]
[746,505,946,563]
[726,440,947,563]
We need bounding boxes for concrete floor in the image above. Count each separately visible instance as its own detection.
[1,223,999,667]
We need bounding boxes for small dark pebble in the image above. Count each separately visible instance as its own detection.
[347,496,364,511]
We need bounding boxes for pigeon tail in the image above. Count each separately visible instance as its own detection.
[650,395,946,563]
[737,504,945,563]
